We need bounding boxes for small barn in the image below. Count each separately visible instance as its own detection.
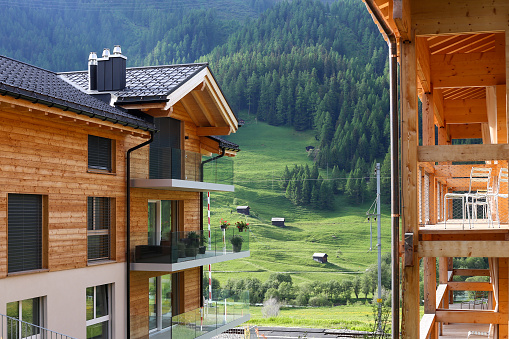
[237,206,250,215]
[271,218,285,227]
[313,253,328,264]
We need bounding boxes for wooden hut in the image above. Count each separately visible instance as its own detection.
[271,218,285,227]
[237,206,250,215]
[313,253,328,263]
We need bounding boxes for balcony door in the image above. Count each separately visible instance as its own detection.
[148,200,177,246]
[149,117,181,180]
[149,274,172,335]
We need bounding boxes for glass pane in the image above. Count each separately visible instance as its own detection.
[22,298,40,326]
[148,202,157,246]
[86,287,94,321]
[149,277,157,331]
[161,201,172,243]
[161,274,172,329]
[6,301,19,319]
[96,285,108,318]
[87,321,109,339]
[88,234,110,260]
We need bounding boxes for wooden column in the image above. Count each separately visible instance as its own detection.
[422,92,435,147]
[499,258,508,338]
[400,30,420,339]
[424,257,437,339]
[439,257,449,330]
[506,31,509,144]
[448,258,454,304]
[487,86,498,144]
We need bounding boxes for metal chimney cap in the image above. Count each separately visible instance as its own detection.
[102,48,110,58]
[88,52,98,65]
[113,45,122,55]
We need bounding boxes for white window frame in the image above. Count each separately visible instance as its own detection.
[86,284,111,338]
[149,275,172,335]
[7,297,44,339]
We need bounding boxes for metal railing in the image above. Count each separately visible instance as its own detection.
[148,146,234,185]
[0,313,77,339]
[132,228,249,264]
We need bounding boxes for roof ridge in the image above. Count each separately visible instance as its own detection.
[58,62,209,75]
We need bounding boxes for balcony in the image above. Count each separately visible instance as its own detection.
[0,313,77,339]
[131,146,234,192]
[139,290,249,339]
[131,229,250,272]
[416,146,509,258]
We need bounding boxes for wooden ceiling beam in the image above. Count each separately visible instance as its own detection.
[432,89,445,127]
[431,51,506,88]
[196,126,231,136]
[443,98,487,124]
[191,88,217,127]
[447,123,482,139]
[180,96,201,126]
[393,0,411,41]
[416,37,431,93]
[119,102,167,111]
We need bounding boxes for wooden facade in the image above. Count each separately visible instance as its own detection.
[363,0,509,338]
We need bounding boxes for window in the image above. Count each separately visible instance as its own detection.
[148,200,176,246]
[87,197,111,261]
[149,274,172,334]
[8,194,43,273]
[88,135,112,172]
[7,297,43,338]
[86,284,110,339]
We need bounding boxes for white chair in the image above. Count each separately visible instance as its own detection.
[492,167,508,228]
[444,167,492,229]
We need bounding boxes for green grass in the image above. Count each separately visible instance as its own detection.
[205,116,391,287]
[246,304,375,331]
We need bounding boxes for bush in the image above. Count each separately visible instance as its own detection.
[308,294,332,307]
[261,298,281,318]
[295,292,309,306]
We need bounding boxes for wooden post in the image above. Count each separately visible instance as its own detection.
[448,258,454,304]
[424,257,437,339]
[499,258,508,337]
[400,30,420,339]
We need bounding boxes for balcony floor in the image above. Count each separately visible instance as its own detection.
[437,303,491,338]
[421,219,509,232]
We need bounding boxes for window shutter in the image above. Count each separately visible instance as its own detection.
[88,197,111,261]
[88,135,112,171]
[8,194,42,273]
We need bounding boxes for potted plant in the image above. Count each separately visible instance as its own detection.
[199,233,207,254]
[177,242,186,258]
[220,219,230,230]
[230,235,244,252]
[235,221,249,232]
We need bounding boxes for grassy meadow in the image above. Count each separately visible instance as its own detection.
[206,116,391,286]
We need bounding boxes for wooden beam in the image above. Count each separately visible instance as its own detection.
[487,86,498,144]
[433,89,445,128]
[393,0,411,41]
[400,29,420,339]
[424,257,437,313]
[417,37,431,93]
[481,123,491,144]
[196,126,231,136]
[119,102,167,110]
[422,92,435,146]
[179,96,200,126]
[418,144,509,162]
[412,0,509,36]
[436,284,448,306]
[448,123,482,139]
[496,85,507,144]
[420,314,435,339]
[191,90,217,127]
[435,309,505,324]
[453,269,490,277]
[447,281,492,291]
[444,99,488,124]
[506,31,509,145]
[430,51,506,89]
[418,241,509,258]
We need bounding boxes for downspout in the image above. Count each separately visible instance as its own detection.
[363,1,400,338]
[199,146,226,307]
[126,131,154,339]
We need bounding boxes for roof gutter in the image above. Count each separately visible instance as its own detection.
[126,131,154,339]
[363,1,399,338]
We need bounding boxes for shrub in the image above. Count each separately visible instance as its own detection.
[308,294,332,307]
[261,298,281,318]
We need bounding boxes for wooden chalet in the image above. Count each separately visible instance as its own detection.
[0,47,248,339]
[363,0,509,338]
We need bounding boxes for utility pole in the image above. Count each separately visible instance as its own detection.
[376,163,382,333]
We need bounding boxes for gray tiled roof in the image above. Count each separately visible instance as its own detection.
[0,55,154,131]
[209,136,240,151]
[60,63,208,102]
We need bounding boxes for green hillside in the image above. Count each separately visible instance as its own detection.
[207,116,391,286]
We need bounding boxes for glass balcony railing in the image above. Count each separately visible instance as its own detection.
[132,229,249,265]
[131,290,249,339]
[147,146,233,185]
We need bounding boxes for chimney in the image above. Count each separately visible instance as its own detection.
[95,45,127,92]
[88,52,98,91]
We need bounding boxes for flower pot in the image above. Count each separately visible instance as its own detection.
[238,228,243,232]
[199,246,206,254]
[221,225,228,230]
[232,244,242,252]
[185,247,198,257]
